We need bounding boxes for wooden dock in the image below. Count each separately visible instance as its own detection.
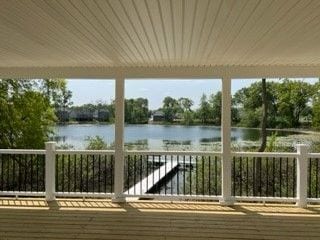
[125,160,179,195]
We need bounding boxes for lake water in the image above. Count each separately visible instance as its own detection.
[53,124,299,151]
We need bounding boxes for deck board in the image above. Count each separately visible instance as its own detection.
[0,198,320,239]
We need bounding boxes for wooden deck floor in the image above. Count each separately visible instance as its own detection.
[0,198,320,239]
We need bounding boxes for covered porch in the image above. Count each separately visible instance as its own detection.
[1,0,320,238]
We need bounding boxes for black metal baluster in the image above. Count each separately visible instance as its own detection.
[7,154,12,191]
[215,156,218,195]
[134,155,136,195]
[202,156,204,195]
[54,155,58,192]
[18,155,22,192]
[252,157,255,196]
[266,157,269,197]
[86,155,89,192]
[316,158,319,198]
[196,156,198,195]
[67,155,71,192]
[159,155,161,194]
[183,156,186,195]
[140,155,142,195]
[111,155,114,193]
[153,155,155,192]
[24,154,27,191]
[36,155,39,192]
[286,158,289,198]
[62,155,65,192]
[4,155,8,190]
[1,154,4,190]
[208,156,211,196]
[279,157,282,197]
[170,155,173,195]
[41,155,46,191]
[164,155,166,195]
[246,157,249,196]
[92,155,95,192]
[233,157,236,196]
[293,158,296,197]
[308,158,312,198]
[104,155,107,193]
[146,155,149,193]
[98,155,101,193]
[12,155,16,191]
[190,156,192,195]
[80,154,83,192]
[240,157,242,196]
[272,157,275,197]
[73,155,77,192]
[260,157,262,197]
[127,155,131,194]
[177,156,179,195]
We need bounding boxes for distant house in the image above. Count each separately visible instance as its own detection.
[152,111,165,122]
[70,109,94,122]
[76,111,94,121]
[96,110,109,122]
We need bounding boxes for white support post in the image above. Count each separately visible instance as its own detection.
[220,76,234,205]
[112,76,126,203]
[296,144,308,208]
[45,142,56,201]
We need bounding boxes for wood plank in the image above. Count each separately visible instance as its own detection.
[1,198,320,240]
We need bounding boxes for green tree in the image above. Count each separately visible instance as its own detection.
[312,81,320,129]
[233,81,278,128]
[275,79,313,128]
[178,97,194,124]
[125,98,149,124]
[0,79,56,149]
[162,97,179,122]
[209,92,222,125]
[198,94,211,124]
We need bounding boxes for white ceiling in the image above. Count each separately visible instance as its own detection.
[1,0,320,76]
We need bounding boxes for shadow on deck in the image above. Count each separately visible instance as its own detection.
[0,198,320,239]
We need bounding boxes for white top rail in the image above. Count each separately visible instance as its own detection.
[307,153,320,158]
[232,152,298,158]
[124,150,222,157]
[0,149,46,155]
[2,148,320,159]
[55,150,115,155]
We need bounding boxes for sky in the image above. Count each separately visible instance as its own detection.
[67,78,318,110]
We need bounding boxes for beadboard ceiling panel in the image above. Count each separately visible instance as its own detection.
[1,0,320,71]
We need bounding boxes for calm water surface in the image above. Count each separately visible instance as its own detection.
[53,124,298,150]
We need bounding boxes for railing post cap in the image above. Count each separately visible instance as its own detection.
[296,144,308,147]
[45,141,56,150]
[296,144,309,152]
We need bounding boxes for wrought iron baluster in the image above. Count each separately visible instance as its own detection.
[208,156,211,196]
[80,154,83,192]
[61,154,65,192]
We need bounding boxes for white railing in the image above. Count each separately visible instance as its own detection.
[0,142,319,207]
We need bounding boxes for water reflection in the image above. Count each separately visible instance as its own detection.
[53,124,301,150]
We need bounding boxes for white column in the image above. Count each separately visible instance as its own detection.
[220,76,234,205]
[112,76,126,202]
[45,142,56,201]
[296,144,308,208]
